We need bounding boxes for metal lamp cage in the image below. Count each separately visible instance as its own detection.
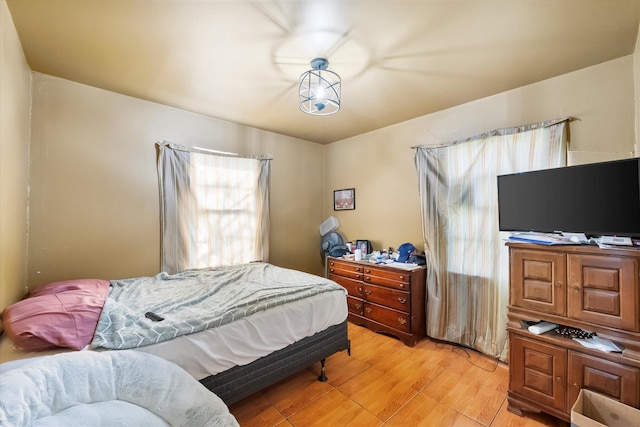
[299,58,341,115]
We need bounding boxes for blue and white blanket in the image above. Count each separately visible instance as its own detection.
[91,263,345,350]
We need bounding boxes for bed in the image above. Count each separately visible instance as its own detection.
[1,262,351,405]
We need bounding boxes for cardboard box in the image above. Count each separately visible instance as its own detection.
[571,389,640,427]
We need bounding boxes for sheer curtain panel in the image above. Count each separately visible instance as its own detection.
[157,142,271,274]
[414,118,570,361]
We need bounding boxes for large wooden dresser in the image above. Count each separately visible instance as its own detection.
[506,242,640,422]
[327,256,426,346]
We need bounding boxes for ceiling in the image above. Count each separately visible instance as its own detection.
[7,0,640,144]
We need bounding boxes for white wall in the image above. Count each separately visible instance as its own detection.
[26,74,328,286]
[0,0,31,311]
[325,55,638,251]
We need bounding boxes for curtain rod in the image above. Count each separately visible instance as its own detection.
[411,117,577,150]
[156,141,273,160]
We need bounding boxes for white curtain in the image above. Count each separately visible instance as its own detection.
[157,142,271,274]
[414,118,570,361]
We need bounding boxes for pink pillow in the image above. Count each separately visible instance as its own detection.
[28,278,109,298]
[2,279,110,351]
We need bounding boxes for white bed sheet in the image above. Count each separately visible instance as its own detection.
[131,288,347,380]
[0,287,347,381]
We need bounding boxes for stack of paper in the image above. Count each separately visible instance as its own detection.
[508,232,575,245]
[573,336,623,353]
[384,261,422,271]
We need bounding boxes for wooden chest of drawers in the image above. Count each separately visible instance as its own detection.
[327,257,426,346]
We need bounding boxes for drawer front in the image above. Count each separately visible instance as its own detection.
[363,283,410,312]
[363,267,411,290]
[328,261,364,281]
[347,296,364,315]
[329,259,364,273]
[364,302,410,333]
[328,274,363,298]
[568,351,640,408]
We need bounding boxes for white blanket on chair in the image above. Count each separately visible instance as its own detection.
[0,350,239,427]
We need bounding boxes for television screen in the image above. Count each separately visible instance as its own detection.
[497,157,640,238]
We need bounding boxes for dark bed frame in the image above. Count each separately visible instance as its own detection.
[200,320,351,405]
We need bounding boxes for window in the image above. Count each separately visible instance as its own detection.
[157,142,271,273]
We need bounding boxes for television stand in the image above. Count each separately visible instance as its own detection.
[506,242,640,422]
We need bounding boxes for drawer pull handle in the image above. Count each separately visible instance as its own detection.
[357,286,363,292]
[555,376,562,382]
[329,268,334,273]
[572,382,580,389]
[365,276,371,281]
[365,307,372,314]
[555,282,562,288]
[398,317,407,325]
[364,289,372,295]
[572,285,580,291]
[398,297,407,304]
[355,304,362,310]
[400,283,405,288]
[399,275,405,280]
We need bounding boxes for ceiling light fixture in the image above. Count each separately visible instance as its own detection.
[299,58,341,115]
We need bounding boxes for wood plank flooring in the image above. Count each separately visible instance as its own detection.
[229,323,569,426]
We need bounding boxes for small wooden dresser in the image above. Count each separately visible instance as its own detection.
[327,257,426,346]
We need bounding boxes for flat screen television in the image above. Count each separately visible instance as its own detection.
[497,157,640,238]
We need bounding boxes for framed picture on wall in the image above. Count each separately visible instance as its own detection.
[334,188,355,211]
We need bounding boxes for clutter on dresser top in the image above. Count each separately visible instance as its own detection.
[341,241,426,269]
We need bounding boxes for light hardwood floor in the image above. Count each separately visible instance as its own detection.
[229,323,569,426]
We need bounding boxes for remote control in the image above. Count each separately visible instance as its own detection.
[145,311,164,322]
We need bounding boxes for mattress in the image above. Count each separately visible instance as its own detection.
[201,320,350,404]
[131,288,347,380]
